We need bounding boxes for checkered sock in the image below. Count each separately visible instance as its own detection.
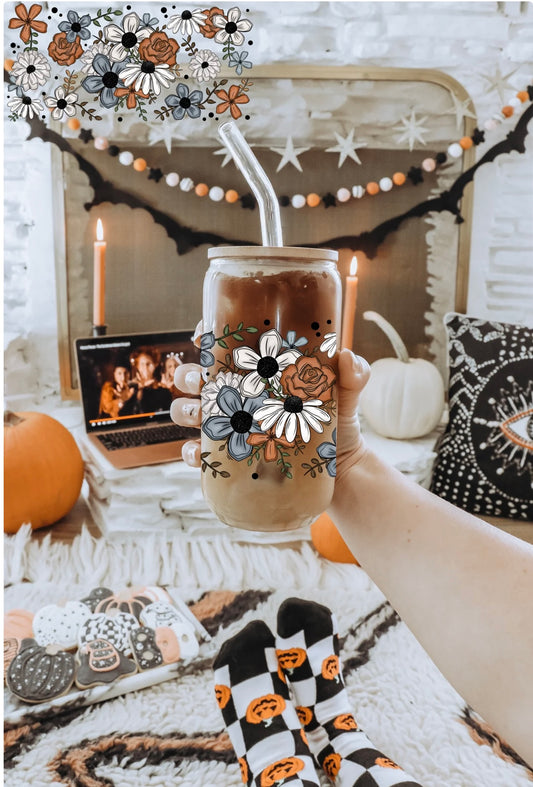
[276,598,423,787]
[213,619,321,787]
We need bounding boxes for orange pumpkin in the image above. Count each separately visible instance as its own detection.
[4,411,84,533]
[246,694,286,725]
[321,654,340,681]
[276,647,306,672]
[311,512,359,564]
[260,756,304,786]
[296,706,314,727]
[376,756,401,769]
[333,713,358,731]
[322,752,342,779]
[238,756,249,784]
[214,684,232,709]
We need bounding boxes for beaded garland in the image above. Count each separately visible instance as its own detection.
[69,85,533,210]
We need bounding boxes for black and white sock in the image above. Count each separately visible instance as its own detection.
[213,619,321,786]
[276,598,422,787]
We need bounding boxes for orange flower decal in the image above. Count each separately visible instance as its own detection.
[276,647,306,672]
[321,654,340,681]
[199,6,224,38]
[8,3,47,44]
[247,429,294,461]
[48,31,83,66]
[333,713,358,731]
[260,757,304,786]
[215,84,249,119]
[280,356,335,402]
[138,31,180,66]
[296,706,314,727]
[238,756,249,783]
[246,694,286,725]
[214,684,231,709]
[322,752,342,779]
[376,756,401,769]
[115,85,149,110]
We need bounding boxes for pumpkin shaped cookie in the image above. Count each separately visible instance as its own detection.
[140,602,198,659]
[33,601,91,650]
[129,626,164,671]
[4,637,20,681]
[6,638,76,703]
[79,610,139,655]
[80,587,114,613]
[94,586,170,619]
[75,638,137,688]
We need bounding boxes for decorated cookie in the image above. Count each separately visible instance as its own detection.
[4,637,20,681]
[4,609,34,640]
[6,638,76,704]
[94,586,171,619]
[140,603,199,660]
[75,638,137,689]
[80,588,115,613]
[130,626,164,671]
[79,610,139,655]
[33,601,92,650]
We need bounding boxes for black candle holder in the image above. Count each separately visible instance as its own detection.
[92,325,107,337]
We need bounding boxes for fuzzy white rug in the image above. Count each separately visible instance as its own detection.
[4,529,532,787]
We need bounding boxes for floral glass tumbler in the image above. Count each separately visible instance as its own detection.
[200,246,342,532]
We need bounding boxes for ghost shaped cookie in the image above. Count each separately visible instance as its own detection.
[75,638,137,689]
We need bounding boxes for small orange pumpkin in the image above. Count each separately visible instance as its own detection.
[322,752,342,779]
[276,647,306,672]
[238,756,249,784]
[4,411,84,533]
[296,706,314,727]
[246,694,286,725]
[214,684,232,709]
[333,713,358,731]
[376,756,401,769]
[260,756,304,786]
[321,654,340,681]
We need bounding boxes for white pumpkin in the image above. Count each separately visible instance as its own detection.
[359,311,445,439]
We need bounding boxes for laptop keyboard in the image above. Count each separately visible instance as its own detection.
[96,424,200,451]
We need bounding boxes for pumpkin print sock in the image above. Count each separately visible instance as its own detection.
[213,619,321,787]
[276,598,422,787]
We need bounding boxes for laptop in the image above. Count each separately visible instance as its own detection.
[75,330,201,469]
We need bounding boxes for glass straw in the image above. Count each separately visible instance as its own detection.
[218,121,283,247]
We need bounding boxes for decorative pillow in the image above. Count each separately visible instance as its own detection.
[430,313,533,520]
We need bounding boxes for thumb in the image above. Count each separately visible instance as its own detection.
[336,349,371,456]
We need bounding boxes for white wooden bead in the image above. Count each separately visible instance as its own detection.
[422,158,436,172]
[179,177,194,192]
[209,186,225,202]
[94,136,109,151]
[119,151,134,166]
[336,187,351,202]
[447,142,463,158]
[291,194,306,209]
[379,177,393,192]
[166,172,180,187]
[484,118,497,131]
[508,97,522,109]
[352,185,365,199]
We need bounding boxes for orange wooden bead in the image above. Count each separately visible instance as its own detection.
[459,136,473,150]
[133,158,147,172]
[306,192,321,207]
[392,172,406,186]
[516,91,529,103]
[501,105,514,118]
[225,189,239,203]
[195,183,209,197]
[4,58,15,71]
[366,181,379,195]
[67,117,81,131]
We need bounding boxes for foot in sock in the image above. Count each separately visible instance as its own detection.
[213,618,321,786]
[276,598,423,787]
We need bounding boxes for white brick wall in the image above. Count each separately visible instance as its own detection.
[4,0,533,404]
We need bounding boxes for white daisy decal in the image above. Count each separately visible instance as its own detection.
[7,94,43,119]
[212,7,252,46]
[79,41,114,74]
[167,8,207,36]
[104,12,149,62]
[233,329,301,397]
[202,371,242,419]
[12,50,51,92]
[189,49,221,82]
[253,396,331,444]
[44,87,78,120]
[320,332,337,358]
[120,61,175,97]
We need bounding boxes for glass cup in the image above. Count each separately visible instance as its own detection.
[201,247,342,532]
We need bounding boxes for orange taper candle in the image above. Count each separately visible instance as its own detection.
[341,255,358,351]
[93,218,106,327]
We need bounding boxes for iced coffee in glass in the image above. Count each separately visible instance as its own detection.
[201,246,342,532]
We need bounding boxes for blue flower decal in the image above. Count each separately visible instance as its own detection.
[281,330,308,350]
[140,12,159,28]
[59,10,92,42]
[7,74,23,98]
[228,50,252,76]
[200,332,215,368]
[317,428,337,477]
[81,54,130,108]
[202,385,267,461]
[165,83,203,120]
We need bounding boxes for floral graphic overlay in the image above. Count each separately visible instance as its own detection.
[6,4,254,124]
[200,326,337,479]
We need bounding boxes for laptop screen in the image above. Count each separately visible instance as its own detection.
[75,330,200,432]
